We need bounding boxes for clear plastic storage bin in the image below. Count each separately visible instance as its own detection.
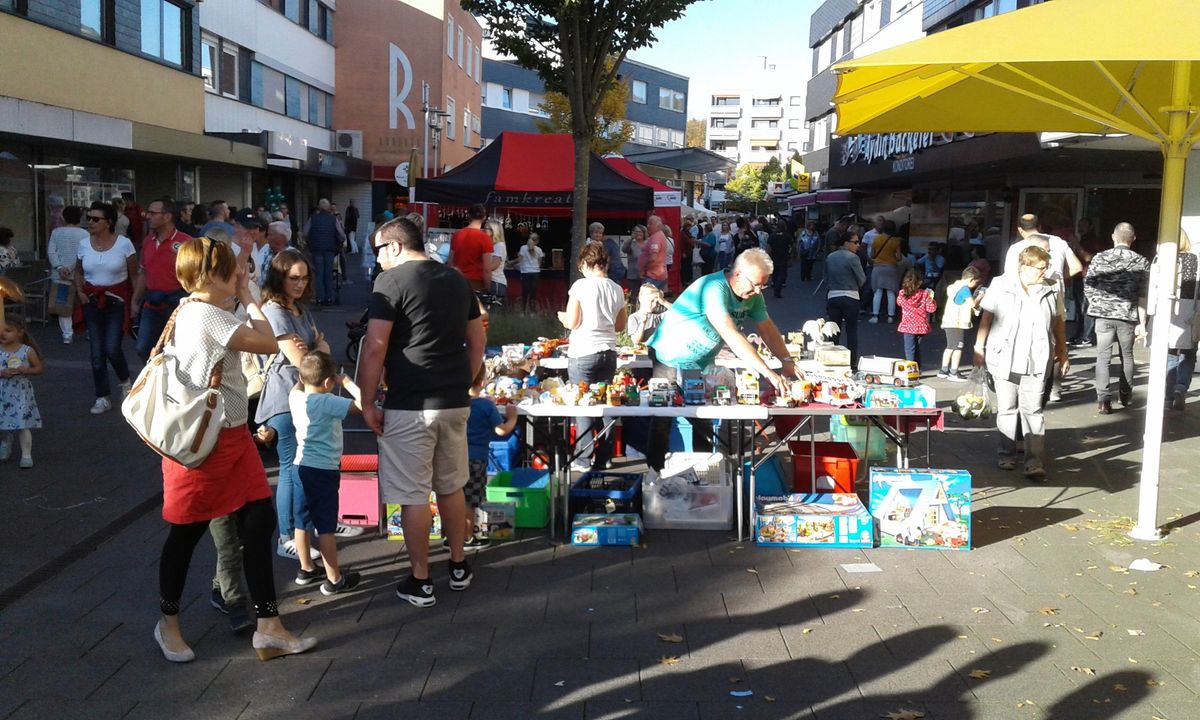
[642,452,734,531]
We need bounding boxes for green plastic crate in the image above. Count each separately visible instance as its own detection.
[829,415,888,463]
[486,469,551,528]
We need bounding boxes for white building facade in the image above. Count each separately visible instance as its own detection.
[704,82,808,167]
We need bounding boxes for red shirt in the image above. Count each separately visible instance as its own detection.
[450,226,493,282]
[141,228,191,292]
[896,288,938,335]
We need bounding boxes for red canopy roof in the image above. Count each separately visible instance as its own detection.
[602,155,675,192]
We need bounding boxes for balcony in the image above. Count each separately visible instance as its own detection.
[707,127,740,141]
[710,145,739,160]
[748,128,782,142]
[748,105,784,120]
[709,105,742,119]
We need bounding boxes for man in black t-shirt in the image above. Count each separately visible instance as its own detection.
[358,217,484,609]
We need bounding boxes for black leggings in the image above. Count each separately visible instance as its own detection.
[158,498,279,618]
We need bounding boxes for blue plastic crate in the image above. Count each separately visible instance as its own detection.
[487,428,521,474]
[569,471,643,515]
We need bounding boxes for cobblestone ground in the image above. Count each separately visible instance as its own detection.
[1,259,1196,719]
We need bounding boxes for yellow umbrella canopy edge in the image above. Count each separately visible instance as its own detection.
[829,4,1200,539]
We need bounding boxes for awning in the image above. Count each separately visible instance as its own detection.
[622,146,736,176]
[788,189,856,209]
[789,193,816,209]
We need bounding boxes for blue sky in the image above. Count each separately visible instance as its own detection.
[627,0,821,119]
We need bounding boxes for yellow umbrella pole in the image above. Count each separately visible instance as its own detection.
[1131,60,1194,541]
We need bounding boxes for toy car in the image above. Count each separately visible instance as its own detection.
[736,371,760,405]
[713,385,733,406]
[857,356,921,387]
[647,378,675,407]
[681,372,706,406]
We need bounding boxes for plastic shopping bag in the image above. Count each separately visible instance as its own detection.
[954,367,994,420]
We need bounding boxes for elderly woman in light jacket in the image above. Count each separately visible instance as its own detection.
[973,245,1068,481]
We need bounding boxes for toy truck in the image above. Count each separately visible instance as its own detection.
[857,355,921,387]
[713,385,733,406]
[681,370,706,406]
[647,378,675,407]
[736,371,760,405]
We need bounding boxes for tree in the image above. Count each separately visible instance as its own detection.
[535,68,634,155]
[725,164,765,200]
[465,0,699,262]
[685,118,705,148]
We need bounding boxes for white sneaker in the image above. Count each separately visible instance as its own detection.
[333,523,365,538]
[118,380,133,397]
[570,459,592,473]
[868,316,879,324]
[276,538,322,561]
[62,335,73,345]
[90,397,113,414]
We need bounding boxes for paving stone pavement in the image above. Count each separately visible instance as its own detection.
[1,260,1198,719]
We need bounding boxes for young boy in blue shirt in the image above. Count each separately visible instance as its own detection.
[290,350,363,595]
[463,364,519,546]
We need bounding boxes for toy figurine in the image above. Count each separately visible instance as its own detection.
[606,383,623,406]
[713,385,733,406]
[736,371,760,405]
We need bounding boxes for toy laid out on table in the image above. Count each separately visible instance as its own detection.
[857,355,921,387]
[806,371,865,407]
[680,369,706,406]
[801,319,840,350]
[735,371,760,405]
[646,377,681,407]
[745,333,777,362]
[712,385,733,405]
[773,377,815,407]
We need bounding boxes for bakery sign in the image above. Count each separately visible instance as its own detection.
[839,132,975,171]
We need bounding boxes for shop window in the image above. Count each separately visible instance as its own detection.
[81,0,113,43]
[141,0,186,66]
[631,80,647,104]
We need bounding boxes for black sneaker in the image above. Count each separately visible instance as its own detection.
[448,559,473,591]
[320,571,362,597]
[210,587,229,614]
[396,575,436,607]
[295,567,324,586]
[228,604,255,635]
[441,535,491,549]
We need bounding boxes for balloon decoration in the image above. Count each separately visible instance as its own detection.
[263,186,286,212]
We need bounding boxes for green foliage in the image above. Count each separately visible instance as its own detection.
[686,118,705,147]
[485,307,566,346]
[725,157,788,201]
[535,67,635,154]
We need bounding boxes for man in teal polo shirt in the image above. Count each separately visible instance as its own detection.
[645,248,793,471]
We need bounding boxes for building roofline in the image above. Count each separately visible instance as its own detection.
[620,56,690,82]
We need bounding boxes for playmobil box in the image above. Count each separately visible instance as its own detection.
[754,494,874,548]
[571,513,643,546]
[386,493,442,541]
[477,501,516,541]
[869,468,972,550]
[862,384,936,409]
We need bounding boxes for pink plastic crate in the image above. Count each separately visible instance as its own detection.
[338,471,380,527]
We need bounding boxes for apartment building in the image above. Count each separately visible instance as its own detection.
[0,0,261,256]
[705,84,808,168]
[200,0,371,221]
[333,0,482,214]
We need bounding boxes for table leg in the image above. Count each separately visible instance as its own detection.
[926,418,932,465]
[748,423,757,541]
[898,418,910,469]
[735,420,745,541]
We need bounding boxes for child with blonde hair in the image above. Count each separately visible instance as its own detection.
[628,283,672,345]
[0,317,42,468]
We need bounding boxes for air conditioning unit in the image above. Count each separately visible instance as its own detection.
[334,130,363,159]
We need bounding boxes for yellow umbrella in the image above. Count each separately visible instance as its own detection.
[833,0,1200,541]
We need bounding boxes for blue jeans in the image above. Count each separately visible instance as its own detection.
[1167,349,1196,394]
[903,332,923,367]
[268,413,311,537]
[825,295,861,367]
[82,299,130,398]
[311,250,335,303]
[135,291,186,360]
[568,350,618,467]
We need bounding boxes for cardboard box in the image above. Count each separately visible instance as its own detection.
[869,468,972,550]
[477,501,515,541]
[814,345,851,366]
[386,493,442,541]
[571,513,643,546]
[863,384,936,409]
[754,494,874,548]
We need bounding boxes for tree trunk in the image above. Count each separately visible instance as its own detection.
[570,131,590,281]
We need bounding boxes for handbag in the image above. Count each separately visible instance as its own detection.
[49,279,76,316]
[121,300,225,468]
[243,350,277,400]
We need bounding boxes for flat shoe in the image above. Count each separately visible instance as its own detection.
[252,631,317,661]
[154,620,195,663]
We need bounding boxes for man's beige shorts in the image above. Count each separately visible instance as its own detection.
[378,407,471,506]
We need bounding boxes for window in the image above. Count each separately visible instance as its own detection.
[751,119,778,128]
[751,141,779,152]
[251,62,286,114]
[284,0,300,22]
[789,96,802,106]
[141,0,185,66]
[803,142,812,152]
[463,106,470,134]
[787,142,799,152]
[201,36,217,91]
[501,87,512,109]
[466,41,473,78]
[671,130,684,148]
[659,88,685,112]
[447,16,454,60]
[710,141,727,151]
[752,97,781,106]
[285,76,303,119]
[307,0,318,33]
[787,118,801,129]
[631,80,647,104]
[457,26,464,68]
[472,113,481,134]
[710,118,736,128]
[475,54,482,85]
[880,0,891,27]
[219,44,237,97]
[712,96,740,106]
[445,96,456,140]
[81,0,110,41]
[309,87,321,125]
[636,125,654,144]
[326,94,333,128]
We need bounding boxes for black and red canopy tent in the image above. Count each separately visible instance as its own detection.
[415,132,654,212]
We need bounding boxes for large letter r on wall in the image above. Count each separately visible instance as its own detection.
[389,43,416,130]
